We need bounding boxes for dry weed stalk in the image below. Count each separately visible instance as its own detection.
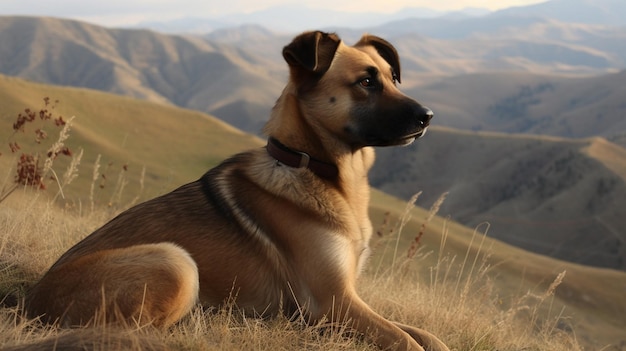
[128,166,146,207]
[86,158,140,210]
[406,192,448,259]
[41,116,75,179]
[89,154,102,213]
[0,98,74,203]
[390,191,421,273]
[375,211,392,239]
[503,270,568,335]
[60,148,83,189]
[108,165,130,207]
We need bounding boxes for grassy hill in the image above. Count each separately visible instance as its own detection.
[0,73,262,203]
[1,75,626,350]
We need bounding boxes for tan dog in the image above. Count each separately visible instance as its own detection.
[25,31,449,351]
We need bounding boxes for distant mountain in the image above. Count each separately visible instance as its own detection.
[409,71,626,145]
[386,27,624,76]
[0,16,284,127]
[372,15,547,39]
[493,0,626,26]
[371,128,626,269]
[135,4,454,33]
[133,0,626,35]
[136,17,229,34]
[203,25,289,68]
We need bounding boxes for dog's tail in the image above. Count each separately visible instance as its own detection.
[2,328,170,351]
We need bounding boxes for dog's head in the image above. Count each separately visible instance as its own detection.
[281,31,433,148]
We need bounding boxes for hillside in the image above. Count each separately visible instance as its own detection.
[371,127,626,270]
[0,76,625,350]
[0,74,262,202]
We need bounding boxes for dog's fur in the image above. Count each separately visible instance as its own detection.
[25,31,449,351]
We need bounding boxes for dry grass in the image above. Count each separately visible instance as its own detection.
[0,188,582,351]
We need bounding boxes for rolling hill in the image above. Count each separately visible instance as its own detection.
[371,127,626,270]
[1,74,625,351]
[0,73,262,202]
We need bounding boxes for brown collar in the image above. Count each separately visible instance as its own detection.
[266,137,339,179]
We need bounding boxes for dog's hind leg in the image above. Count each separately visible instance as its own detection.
[26,243,199,328]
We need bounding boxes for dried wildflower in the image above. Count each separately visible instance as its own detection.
[9,142,20,153]
[35,129,47,143]
[1,98,74,202]
[15,153,45,189]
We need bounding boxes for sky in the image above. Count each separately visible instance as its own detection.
[2,0,548,27]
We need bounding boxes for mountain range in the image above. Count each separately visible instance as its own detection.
[1,0,626,270]
[2,14,626,136]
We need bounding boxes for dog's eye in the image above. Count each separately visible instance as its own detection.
[359,78,373,88]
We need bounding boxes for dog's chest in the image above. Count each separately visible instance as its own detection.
[337,219,373,278]
[355,239,371,276]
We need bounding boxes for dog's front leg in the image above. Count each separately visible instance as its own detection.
[321,291,426,351]
[393,323,450,351]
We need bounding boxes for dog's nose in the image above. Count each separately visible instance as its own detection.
[425,108,433,121]
[420,106,434,126]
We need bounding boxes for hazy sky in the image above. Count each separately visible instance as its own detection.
[2,0,547,27]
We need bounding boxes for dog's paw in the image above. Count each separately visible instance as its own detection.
[394,323,450,351]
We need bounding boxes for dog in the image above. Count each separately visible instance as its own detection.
[25,31,449,351]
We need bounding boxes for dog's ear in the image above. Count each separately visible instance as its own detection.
[283,31,341,78]
[356,35,402,84]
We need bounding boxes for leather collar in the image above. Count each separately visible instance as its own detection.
[266,137,339,179]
